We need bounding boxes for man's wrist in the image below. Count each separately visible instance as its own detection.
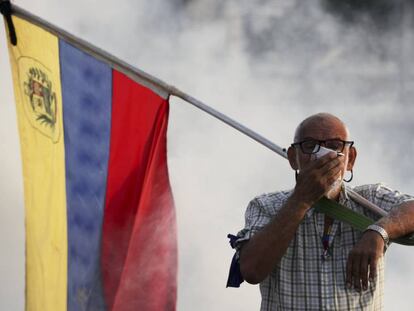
[288,192,313,213]
[364,224,390,245]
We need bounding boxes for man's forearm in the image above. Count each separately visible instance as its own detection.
[239,194,310,284]
[376,201,414,239]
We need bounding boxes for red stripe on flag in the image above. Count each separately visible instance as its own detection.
[102,71,177,311]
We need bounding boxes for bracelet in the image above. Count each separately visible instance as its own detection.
[365,224,390,245]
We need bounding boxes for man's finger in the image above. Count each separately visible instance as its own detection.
[323,165,342,182]
[320,166,343,190]
[360,255,369,291]
[369,256,378,284]
[319,158,343,175]
[346,253,353,289]
[352,254,361,291]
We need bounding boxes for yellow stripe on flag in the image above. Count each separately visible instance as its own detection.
[6,16,67,311]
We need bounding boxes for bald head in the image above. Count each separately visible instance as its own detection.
[294,113,350,143]
[288,113,356,180]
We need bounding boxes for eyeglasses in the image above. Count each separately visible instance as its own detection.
[291,139,354,154]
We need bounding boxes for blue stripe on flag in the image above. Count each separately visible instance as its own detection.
[60,39,112,311]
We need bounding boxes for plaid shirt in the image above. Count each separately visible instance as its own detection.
[235,184,414,311]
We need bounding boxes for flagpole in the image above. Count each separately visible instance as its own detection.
[6,3,387,217]
[170,88,288,157]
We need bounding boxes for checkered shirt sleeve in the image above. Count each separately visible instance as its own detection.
[234,191,290,254]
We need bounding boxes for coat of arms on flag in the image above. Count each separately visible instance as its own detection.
[19,59,59,141]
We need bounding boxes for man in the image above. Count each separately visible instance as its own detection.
[232,113,414,310]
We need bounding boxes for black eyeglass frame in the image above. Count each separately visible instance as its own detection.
[291,139,354,154]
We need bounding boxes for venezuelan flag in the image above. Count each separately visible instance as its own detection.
[5,13,177,311]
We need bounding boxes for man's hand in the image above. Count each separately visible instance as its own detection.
[293,152,344,206]
[346,231,385,291]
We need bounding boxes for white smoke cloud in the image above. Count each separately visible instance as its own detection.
[1,0,413,310]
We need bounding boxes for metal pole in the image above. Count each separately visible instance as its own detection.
[170,88,288,157]
[347,190,387,217]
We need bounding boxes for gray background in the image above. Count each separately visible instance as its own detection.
[1,0,414,310]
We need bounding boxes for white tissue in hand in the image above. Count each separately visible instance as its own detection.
[313,146,342,198]
[313,145,336,159]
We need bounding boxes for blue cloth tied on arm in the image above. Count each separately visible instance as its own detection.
[226,234,245,288]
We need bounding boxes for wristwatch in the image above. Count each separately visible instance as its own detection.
[365,224,390,245]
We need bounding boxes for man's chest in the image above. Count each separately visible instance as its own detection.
[276,213,361,279]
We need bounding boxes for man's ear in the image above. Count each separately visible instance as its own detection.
[347,146,357,170]
[287,146,299,170]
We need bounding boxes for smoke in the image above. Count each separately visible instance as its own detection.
[322,0,414,30]
[1,0,414,310]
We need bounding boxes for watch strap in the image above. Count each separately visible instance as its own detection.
[365,224,390,245]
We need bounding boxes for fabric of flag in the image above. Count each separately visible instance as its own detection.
[5,15,177,311]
